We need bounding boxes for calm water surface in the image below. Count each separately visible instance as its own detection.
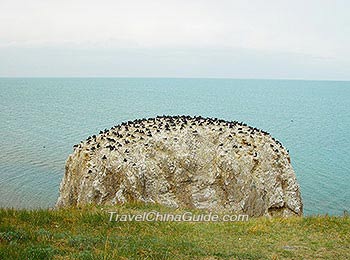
[0,78,349,215]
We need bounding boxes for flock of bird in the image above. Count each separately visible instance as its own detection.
[72,115,288,163]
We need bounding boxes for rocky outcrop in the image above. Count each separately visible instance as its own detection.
[56,115,303,217]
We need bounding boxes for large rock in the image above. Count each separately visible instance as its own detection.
[56,116,303,217]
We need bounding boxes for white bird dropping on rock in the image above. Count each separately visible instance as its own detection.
[56,115,303,217]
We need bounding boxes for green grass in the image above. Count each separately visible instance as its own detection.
[0,203,349,259]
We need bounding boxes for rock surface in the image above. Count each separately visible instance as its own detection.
[56,115,303,217]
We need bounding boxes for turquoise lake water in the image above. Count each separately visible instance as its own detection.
[0,78,349,215]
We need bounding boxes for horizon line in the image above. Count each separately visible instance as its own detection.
[0,76,349,83]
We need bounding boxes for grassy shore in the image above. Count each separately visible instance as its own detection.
[0,203,349,260]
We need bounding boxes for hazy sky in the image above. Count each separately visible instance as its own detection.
[1,0,349,79]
